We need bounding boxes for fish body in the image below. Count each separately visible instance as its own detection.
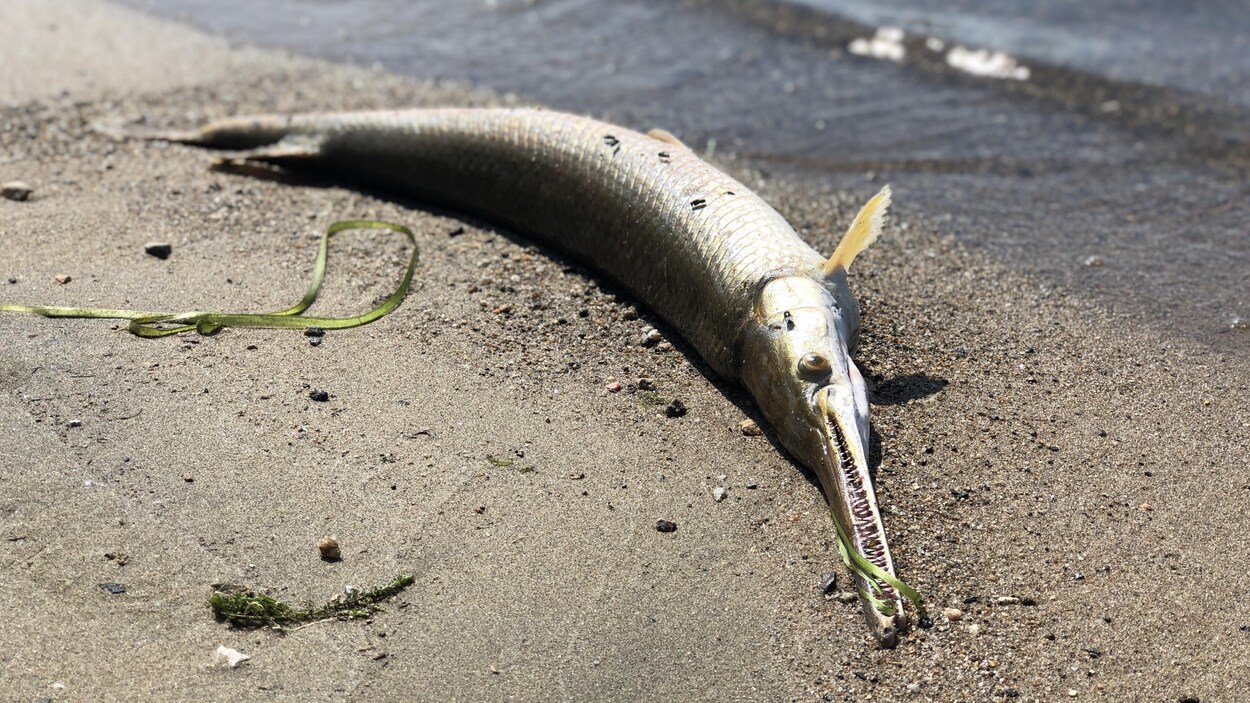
[156,108,912,645]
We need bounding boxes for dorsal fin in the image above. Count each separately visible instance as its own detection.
[647,128,688,148]
[822,185,890,275]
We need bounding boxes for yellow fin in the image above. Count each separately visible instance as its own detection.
[822,185,890,275]
[647,128,688,148]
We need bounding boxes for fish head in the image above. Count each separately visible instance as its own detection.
[740,273,906,646]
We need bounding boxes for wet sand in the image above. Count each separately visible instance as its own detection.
[2,1,1250,701]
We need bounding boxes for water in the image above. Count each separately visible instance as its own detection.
[114,0,1250,352]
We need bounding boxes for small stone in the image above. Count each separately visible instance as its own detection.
[906,683,921,694]
[67,419,82,428]
[993,596,1021,606]
[835,591,857,603]
[712,486,728,502]
[606,381,623,393]
[7,277,16,284]
[656,341,674,352]
[739,419,762,436]
[655,519,678,533]
[54,275,71,285]
[641,328,662,347]
[943,607,963,621]
[309,337,322,347]
[182,474,194,483]
[1232,317,1249,331]
[1139,502,1152,511]
[215,644,251,668]
[304,327,326,337]
[1,181,32,201]
[967,623,983,636]
[1082,255,1105,267]
[99,582,127,595]
[818,572,838,594]
[144,242,172,259]
[622,309,639,321]
[309,389,330,402]
[745,481,758,490]
[318,536,341,561]
[1068,690,1078,698]
[637,377,656,391]
[664,399,687,418]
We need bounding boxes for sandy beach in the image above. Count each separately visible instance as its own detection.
[2,1,1249,701]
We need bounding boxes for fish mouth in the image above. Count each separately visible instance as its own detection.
[817,389,909,647]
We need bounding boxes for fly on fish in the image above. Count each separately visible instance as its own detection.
[28,108,928,645]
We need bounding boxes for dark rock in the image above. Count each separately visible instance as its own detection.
[819,572,838,594]
[144,242,172,259]
[664,399,687,418]
[99,582,127,595]
[309,389,330,402]
[304,327,326,337]
[655,519,677,533]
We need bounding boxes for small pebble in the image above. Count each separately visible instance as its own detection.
[622,309,639,320]
[215,645,251,668]
[309,389,330,402]
[818,572,838,594]
[1230,317,1248,331]
[745,481,758,490]
[739,419,762,436]
[641,328,662,347]
[1082,255,1105,267]
[712,486,728,502]
[906,683,921,694]
[835,591,857,603]
[98,582,127,595]
[304,327,326,337]
[993,596,1021,606]
[967,623,983,636]
[309,337,322,347]
[664,399,687,418]
[55,275,71,285]
[144,242,172,259]
[182,474,194,483]
[606,381,623,393]
[637,377,656,391]
[67,419,82,428]
[943,607,963,621]
[655,519,677,533]
[1,181,32,201]
[318,536,341,561]
[7,277,16,284]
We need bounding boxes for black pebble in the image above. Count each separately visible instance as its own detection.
[309,337,322,347]
[664,399,687,418]
[304,327,325,337]
[144,242,172,259]
[819,572,838,594]
[655,519,677,533]
[309,390,330,402]
[99,582,127,595]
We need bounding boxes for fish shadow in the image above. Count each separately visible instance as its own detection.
[871,373,948,406]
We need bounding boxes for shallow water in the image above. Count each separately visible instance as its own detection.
[115,0,1250,353]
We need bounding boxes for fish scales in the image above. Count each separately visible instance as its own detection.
[216,108,826,377]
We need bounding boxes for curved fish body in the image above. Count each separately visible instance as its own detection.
[155,108,913,645]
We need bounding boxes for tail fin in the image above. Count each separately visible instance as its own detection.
[822,185,890,276]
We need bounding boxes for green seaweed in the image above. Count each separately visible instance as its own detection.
[210,574,415,629]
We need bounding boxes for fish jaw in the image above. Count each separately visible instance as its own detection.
[817,382,906,647]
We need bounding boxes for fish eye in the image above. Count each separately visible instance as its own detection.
[797,352,831,379]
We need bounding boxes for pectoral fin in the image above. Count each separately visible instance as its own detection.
[822,185,890,276]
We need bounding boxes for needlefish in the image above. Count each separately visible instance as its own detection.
[121,108,924,645]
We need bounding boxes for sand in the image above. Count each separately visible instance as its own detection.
[2,1,1249,701]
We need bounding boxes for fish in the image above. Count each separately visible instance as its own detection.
[123,108,921,645]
